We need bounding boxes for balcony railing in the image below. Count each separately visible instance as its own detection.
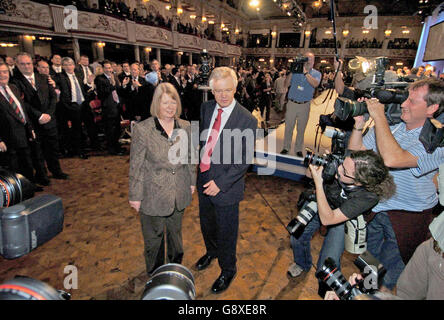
[0,0,241,56]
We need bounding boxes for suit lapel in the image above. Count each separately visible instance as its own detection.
[0,87,26,124]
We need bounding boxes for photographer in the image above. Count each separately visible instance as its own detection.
[289,150,395,298]
[281,52,321,156]
[348,78,444,291]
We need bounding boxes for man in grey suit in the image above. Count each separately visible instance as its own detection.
[195,67,257,294]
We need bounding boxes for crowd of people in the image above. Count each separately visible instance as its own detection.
[1,45,443,299]
[0,52,205,192]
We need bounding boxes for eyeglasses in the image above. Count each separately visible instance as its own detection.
[213,88,234,95]
[340,163,355,180]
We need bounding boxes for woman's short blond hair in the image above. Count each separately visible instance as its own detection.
[150,82,182,118]
[209,67,238,90]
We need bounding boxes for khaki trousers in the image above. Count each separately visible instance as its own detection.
[283,100,311,153]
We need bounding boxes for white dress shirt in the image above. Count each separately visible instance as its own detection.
[67,72,84,104]
[205,98,236,144]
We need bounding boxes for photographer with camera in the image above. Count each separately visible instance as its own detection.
[288,149,395,298]
[347,77,444,292]
[281,52,321,157]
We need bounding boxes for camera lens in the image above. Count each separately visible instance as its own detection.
[303,150,328,168]
[0,169,34,208]
[315,257,361,300]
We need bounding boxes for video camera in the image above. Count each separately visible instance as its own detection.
[333,56,409,125]
[316,251,387,300]
[290,55,309,74]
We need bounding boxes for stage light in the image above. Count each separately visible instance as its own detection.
[362,29,370,34]
[208,20,214,24]
[249,0,259,8]
[271,31,277,37]
[97,41,106,48]
[165,5,171,10]
[385,29,392,37]
[190,15,196,19]
[342,30,349,37]
[202,16,207,22]
[144,47,152,52]
[305,30,311,36]
[177,8,183,15]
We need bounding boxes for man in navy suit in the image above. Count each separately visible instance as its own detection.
[195,67,257,294]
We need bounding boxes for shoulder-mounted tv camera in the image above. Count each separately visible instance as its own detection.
[290,55,309,74]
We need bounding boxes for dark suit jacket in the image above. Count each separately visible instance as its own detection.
[94,73,122,118]
[75,64,94,91]
[122,76,154,119]
[197,100,257,206]
[57,71,88,111]
[0,84,34,149]
[11,69,57,130]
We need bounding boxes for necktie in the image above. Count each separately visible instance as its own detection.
[28,77,36,90]
[200,108,223,173]
[72,75,83,105]
[2,86,25,123]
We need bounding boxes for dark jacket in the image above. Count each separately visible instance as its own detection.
[57,71,88,111]
[11,69,57,130]
[94,73,122,118]
[197,100,257,206]
[0,84,34,149]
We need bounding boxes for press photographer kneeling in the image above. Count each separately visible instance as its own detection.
[288,149,395,298]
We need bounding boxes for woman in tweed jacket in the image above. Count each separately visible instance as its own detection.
[129,82,197,275]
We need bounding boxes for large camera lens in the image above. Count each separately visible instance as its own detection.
[0,168,34,208]
[303,149,328,167]
[286,201,318,238]
[334,97,368,121]
[315,257,362,300]
[0,276,68,300]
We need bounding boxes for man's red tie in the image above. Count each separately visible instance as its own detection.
[2,86,25,123]
[200,108,223,172]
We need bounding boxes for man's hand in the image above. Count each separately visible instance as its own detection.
[39,113,51,124]
[0,141,7,153]
[324,291,340,300]
[203,180,220,196]
[365,98,385,121]
[122,77,130,87]
[48,76,56,88]
[334,58,343,72]
[308,164,324,185]
[87,74,95,85]
[190,186,195,194]
[132,78,141,88]
[129,200,141,212]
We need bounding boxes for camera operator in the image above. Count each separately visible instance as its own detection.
[348,77,444,291]
[289,150,395,299]
[281,52,321,157]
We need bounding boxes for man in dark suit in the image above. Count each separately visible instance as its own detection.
[75,54,94,92]
[0,62,38,184]
[122,62,154,121]
[49,54,63,79]
[58,57,90,159]
[196,67,257,294]
[11,52,69,181]
[94,60,127,156]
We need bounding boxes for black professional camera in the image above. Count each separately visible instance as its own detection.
[290,56,309,74]
[303,148,343,182]
[316,251,386,300]
[197,50,212,85]
[286,190,317,238]
[334,88,408,125]
[419,112,444,153]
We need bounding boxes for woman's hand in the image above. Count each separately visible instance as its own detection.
[309,164,324,185]
[129,200,141,212]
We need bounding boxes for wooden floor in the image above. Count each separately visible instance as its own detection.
[0,147,362,301]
